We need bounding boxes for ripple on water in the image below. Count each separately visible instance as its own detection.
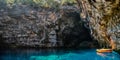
[0,49,120,60]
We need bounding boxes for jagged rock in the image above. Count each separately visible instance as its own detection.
[49,30,57,47]
[0,3,95,48]
[76,0,120,50]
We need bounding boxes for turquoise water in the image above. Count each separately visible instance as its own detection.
[0,49,120,60]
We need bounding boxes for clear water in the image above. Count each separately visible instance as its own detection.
[0,49,120,60]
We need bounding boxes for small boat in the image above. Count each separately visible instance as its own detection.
[96,49,112,53]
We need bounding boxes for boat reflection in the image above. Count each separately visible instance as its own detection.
[0,49,120,60]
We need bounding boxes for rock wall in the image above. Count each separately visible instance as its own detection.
[76,0,120,50]
[0,3,95,48]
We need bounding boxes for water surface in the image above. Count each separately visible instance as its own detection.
[0,49,120,60]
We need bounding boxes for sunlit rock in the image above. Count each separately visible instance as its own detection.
[77,0,120,50]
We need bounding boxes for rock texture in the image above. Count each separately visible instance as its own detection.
[1,0,119,50]
[76,0,120,50]
[0,3,95,48]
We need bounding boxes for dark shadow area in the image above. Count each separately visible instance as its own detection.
[60,12,99,48]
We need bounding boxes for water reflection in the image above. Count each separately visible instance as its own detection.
[97,52,120,60]
[0,49,120,60]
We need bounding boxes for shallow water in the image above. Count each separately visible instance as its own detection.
[0,49,120,60]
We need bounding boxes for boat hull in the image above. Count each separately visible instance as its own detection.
[96,49,112,53]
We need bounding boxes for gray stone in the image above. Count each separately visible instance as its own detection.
[0,3,93,48]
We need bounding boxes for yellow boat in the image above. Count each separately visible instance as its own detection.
[96,49,112,53]
[96,36,116,53]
